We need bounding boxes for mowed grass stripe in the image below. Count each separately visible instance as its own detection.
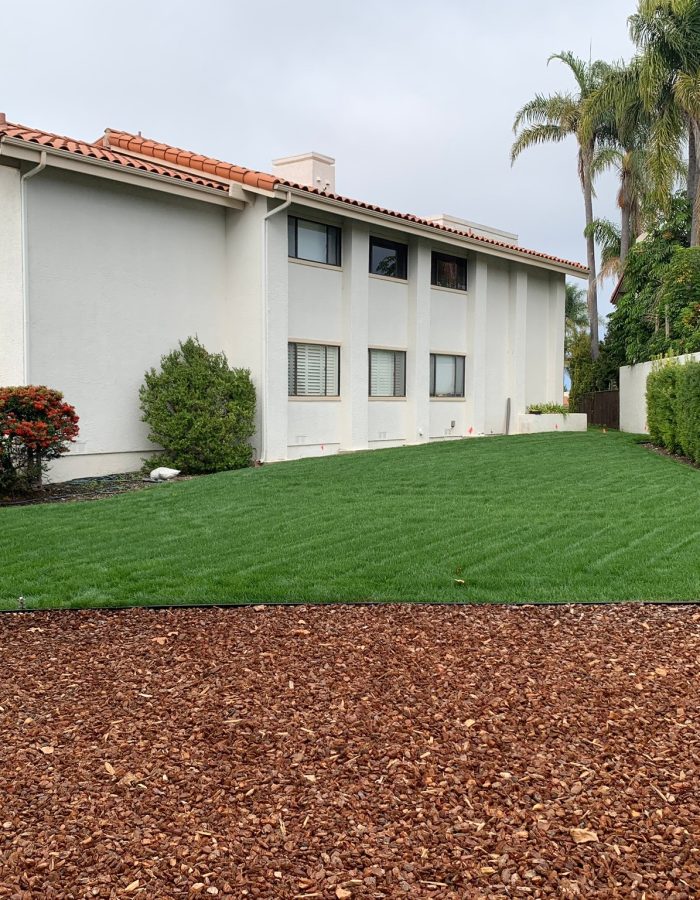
[1,429,699,608]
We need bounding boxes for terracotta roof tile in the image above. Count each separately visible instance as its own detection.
[105,129,587,272]
[0,120,230,193]
[105,130,280,194]
[0,117,587,273]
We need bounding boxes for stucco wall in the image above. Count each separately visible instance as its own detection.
[280,221,566,454]
[428,282,472,438]
[287,400,342,457]
[26,170,233,478]
[429,288,468,352]
[0,165,24,385]
[14,170,572,480]
[288,260,342,341]
[525,271,552,407]
[368,276,409,348]
[620,352,700,434]
[225,198,266,458]
[483,261,512,434]
[368,400,407,444]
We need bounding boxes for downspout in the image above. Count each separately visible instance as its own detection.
[20,151,47,384]
[260,190,292,461]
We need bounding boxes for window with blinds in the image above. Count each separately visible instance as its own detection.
[369,349,406,397]
[288,343,340,396]
[429,353,465,397]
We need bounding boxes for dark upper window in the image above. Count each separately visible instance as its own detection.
[430,354,465,398]
[431,251,467,291]
[288,216,341,266]
[369,237,408,279]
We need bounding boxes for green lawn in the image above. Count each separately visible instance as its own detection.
[1,430,698,609]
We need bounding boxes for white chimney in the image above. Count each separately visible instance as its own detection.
[272,152,335,193]
[426,213,518,245]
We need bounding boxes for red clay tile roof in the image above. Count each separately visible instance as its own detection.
[104,130,278,192]
[0,115,587,273]
[105,129,587,273]
[0,120,230,193]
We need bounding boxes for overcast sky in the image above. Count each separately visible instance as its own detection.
[2,0,637,319]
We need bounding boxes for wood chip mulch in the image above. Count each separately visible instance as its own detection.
[0,604,698,898]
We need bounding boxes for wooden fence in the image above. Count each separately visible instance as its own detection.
[573,390,620,430]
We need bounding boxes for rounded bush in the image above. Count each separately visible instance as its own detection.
[0,386,79,492]
[139,337,256,474]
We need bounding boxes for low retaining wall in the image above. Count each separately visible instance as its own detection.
[518,413,587,434]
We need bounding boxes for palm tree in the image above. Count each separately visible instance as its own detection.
[512,52,613,359]
[564,282,590,377]
[582,57,684,262]
[629,0,700,244]
[584,218,623,281]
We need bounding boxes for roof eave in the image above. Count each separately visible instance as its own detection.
[0,136,247,209]
[278,186,588,278]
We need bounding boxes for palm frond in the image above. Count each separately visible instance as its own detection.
[599,255,623,283]
[565,282,589,326]
[512,93,578,132]
[584,218,622,251]
[591,146,624,178]
[645,99,686,206]
[548,52,590,94]
[510,124,571,163]
[674,70,700,118]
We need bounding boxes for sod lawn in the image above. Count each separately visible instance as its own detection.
[1,429,698,609]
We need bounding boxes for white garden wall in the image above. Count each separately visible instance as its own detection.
[620,352,700,434]
[518,413,587,434]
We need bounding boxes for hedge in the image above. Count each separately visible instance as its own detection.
[646,364,680,453]
[675,362,700,464]
[140,337,256,474]
[646,359,700,464]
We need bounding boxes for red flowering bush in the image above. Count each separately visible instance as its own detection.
[0,386,79,493]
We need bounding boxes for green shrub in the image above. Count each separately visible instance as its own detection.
[527,403,568,415]
[657,247,700,354]
[140,337,256,474]
[646,362,681,453]
[568,333,618,405]
[646,358,700,463]
[675,361,700,464]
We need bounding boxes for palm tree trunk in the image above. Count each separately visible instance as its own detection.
[690,118,700,247]
[581,143,599,359]
[620,173,631,265]
[688,119,697,214]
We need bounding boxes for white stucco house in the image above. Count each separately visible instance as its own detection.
[0,115,588,479]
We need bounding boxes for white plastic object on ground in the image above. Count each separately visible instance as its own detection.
[149,467,181,481]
